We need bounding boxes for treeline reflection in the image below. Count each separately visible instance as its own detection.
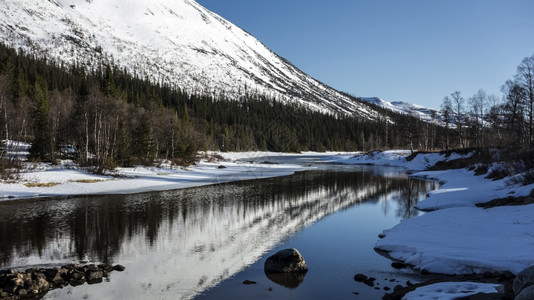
[0,168,436,273]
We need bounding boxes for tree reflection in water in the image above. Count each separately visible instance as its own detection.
[0,167,437,299]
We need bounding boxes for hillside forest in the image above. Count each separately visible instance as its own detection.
[0,43,533,171]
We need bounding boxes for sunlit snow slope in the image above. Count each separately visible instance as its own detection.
[0,0,378,118]
[360,97,443,123]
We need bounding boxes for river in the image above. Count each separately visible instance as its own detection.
[0,158,438,299]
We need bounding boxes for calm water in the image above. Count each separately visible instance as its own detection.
[0,162,438,299]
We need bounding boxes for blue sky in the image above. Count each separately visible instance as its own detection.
[196,0,534,108]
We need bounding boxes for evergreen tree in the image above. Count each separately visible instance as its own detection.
[132,113,156,164]
[114,119,132,166]
[28,78,54,161]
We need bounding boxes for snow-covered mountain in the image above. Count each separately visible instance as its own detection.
[360,97,443,123]
[0,0,379,119]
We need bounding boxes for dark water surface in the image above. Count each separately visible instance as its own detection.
[0,163,438,299]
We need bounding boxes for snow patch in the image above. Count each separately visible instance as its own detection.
[403,282,499,300]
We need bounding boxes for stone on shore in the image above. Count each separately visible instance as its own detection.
[0,263,125,300]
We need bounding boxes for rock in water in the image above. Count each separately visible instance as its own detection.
[513,266,534,295]
[264,249,308,273]
[354,274,367,282]
[516,285,534,300]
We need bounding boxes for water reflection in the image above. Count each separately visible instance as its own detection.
[0,167,437,299]
[265,272,307,289]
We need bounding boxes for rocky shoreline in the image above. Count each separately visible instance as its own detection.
[0,263,125,300]
[370,261,534,299]
[379,271,514,299]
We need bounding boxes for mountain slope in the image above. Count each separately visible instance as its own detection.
[360,97,443,123]
[0,0,378,119]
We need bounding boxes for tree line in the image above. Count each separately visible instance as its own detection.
[1,42,530,173]
[0,43,440,171]
[439,54,534,152]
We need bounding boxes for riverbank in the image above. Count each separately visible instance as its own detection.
[0,151,329,200]
[335,150,534,299]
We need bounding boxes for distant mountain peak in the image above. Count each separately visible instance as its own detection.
[360,97,443,123]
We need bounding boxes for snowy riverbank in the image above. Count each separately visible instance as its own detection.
[0,151,324,200]
[336,151,534,299]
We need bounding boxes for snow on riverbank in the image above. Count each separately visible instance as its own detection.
[325,149,534,297]
[374,163,534,276]
[414,168,534,211]
[376,204,534,275]
[403,282,500,300]
[0,152,311,200]
[326,150,472,171]
[358,153,534,298]
[0,148,466,201]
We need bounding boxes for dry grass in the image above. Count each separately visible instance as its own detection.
[68,179,105,183]
[24,182,60,188]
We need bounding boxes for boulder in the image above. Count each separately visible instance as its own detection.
[363,277,376,287]
[264,249,308,273]
[516,285,534,300]
[113,264,126,272]
[513,266,534,295]
[354,274,367,282]
[391,262,408,269]
[68,270,86,286]
[98,264,114,273]
[86,270,104,284]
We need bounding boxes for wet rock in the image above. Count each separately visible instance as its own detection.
[113,264,126,272]
[363,277,376,287]
[68,270,86,286]
[61,264,76,272]
[353,274,367,282]
[264,249,308,273]
[52,268,68,286]
[515,285,534,300]
[513,266,534,295]
[391,262,408,269]
[242,280,256,285]
[98,264,114,273]
[0,263,124,299]
[86,270,104,284]
[502,271,515,280]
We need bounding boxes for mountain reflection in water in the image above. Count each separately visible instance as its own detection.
[0,167,437,299]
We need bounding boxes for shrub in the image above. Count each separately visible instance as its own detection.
[0,157,21,182]
[485,164,510,181]
[474,164,489,176]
